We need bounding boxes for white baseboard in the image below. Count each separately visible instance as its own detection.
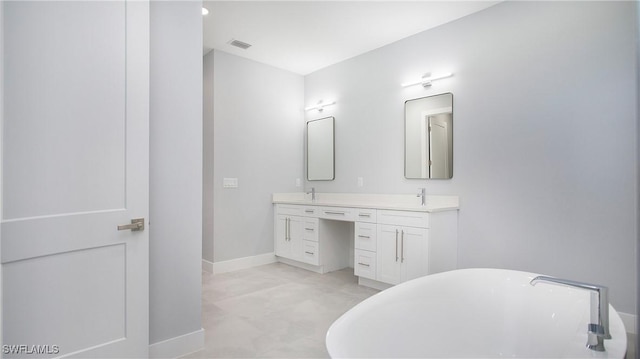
[204,252,277,274]
[202,259,214,273]
[619,312,637,334]
[357,277,392,291]
[276,257,327,274]
[149,328,205,359]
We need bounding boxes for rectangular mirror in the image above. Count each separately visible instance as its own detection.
[307,116,335,181]
[405,93,453,179]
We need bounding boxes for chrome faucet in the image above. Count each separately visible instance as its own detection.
[530,276,610,352]
[416,188,426,206]
[306,187,316,201]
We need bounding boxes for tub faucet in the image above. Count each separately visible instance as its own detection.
[530,276,610,352]
[307,187,316,201]
[416,188,426,206]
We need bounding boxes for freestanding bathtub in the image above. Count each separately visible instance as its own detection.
[326,268,627,358]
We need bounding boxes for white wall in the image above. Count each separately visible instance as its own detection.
[149,0,203,347]
[206,50,304,263]
[305,1,637,314]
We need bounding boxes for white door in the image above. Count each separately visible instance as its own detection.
[429,115,449,179]
[2,1,149,357]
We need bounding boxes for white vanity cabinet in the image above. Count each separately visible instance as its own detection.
[376,224,428,285]
[275,214,303,261]
[275,205,319,266]
[354,210,377,280]
[376,210,430,285]
[275,204,348,269]
[273,194,459,287]
[301,217,319,265]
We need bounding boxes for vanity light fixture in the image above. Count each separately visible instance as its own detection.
[305,100,336,112]
[401,72,453,88]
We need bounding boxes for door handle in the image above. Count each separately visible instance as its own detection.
[325,211,345,216]
[401,230,405,263]
[118,218,145,232]
[286,218,289,241]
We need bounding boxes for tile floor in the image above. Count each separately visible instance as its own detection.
[187,262,638,359]
[186,263,379,358]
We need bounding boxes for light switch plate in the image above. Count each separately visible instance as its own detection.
[296,178,301,187]
[223,178,238,188]
[357,177,364,187]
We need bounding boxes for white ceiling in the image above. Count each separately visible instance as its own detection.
[202,1,500,75]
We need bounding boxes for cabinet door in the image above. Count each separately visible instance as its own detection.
[288,216,304,261]
[275,215,291,258]
[400,227,429,282]
[376,224,402,285]
[276,215,304,261]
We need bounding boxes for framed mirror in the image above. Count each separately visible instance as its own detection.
[405,93,453,179]
[307,116,335,181]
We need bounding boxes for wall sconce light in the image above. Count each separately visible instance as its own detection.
[305,100,336,112]
[401,72,453,88]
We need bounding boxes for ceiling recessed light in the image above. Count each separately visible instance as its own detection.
[228,39,252,50]
[202,7,209,16]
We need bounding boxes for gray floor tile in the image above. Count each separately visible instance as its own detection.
[194,263,378,358]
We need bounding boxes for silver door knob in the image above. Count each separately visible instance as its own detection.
[117,218,145,231]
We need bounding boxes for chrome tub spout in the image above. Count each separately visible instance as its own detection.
[530,275,610,352]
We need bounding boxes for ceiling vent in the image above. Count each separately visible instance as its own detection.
[228,39,252,50]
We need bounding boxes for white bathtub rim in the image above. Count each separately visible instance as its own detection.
[326,268,628,358]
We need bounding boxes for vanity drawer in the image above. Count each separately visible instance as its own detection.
[276,204,305,216]
[354,249,376,280]
[302,218,318,241]
[319,206,355,221]
[377,210,429,228]
[302,240,319,265]
[355,208,377,223]
[301,206,318,217]
[355,222,377,251]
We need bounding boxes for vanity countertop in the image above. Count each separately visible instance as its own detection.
[272,193,459,213]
